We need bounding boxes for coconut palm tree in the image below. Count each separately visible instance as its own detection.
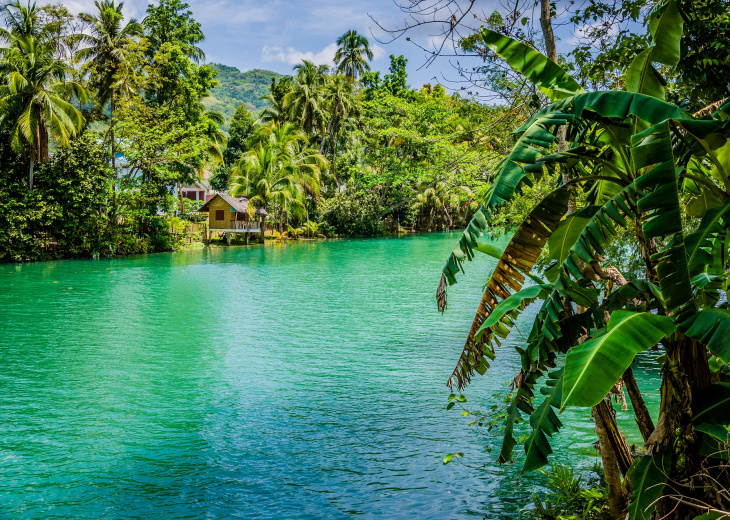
[0,1,42,50]
[285,61,328,138]
[334,30,373,81]
[322,74,355,186]
[412,182,469,230]
[258,92,288,125]
[201,109,227,164]
[0,1,87,190]
[230,121,327,231]
[78,1,142,171]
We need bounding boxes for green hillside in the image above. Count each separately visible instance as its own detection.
[203,64,285,124]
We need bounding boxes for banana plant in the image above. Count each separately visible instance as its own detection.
[438,2,730,518]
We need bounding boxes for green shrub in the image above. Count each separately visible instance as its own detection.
[321,190,385,236]
[524,462,610,520]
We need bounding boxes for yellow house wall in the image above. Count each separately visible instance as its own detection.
[208,198,237,230]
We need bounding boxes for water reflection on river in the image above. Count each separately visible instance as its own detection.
[0,235,661,519]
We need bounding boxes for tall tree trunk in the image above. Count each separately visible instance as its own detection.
[539,0,573,211]
[178,183,185,215]
[39,124,48,162]
[29,117,42,191]
[539,0,558,63]
[28,157,35,191]
[332,129,338,186]
[111,95,116,173]
[652,336,712,518]
[594,399,629,519]
[623,367,655,444]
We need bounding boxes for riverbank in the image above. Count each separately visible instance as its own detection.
[0,226,435,264]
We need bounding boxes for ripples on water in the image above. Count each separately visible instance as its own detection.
[0,235,661,519]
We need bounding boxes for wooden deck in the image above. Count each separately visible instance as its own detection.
[214,221,261,233]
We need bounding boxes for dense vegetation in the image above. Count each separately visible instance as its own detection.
[434,1,730,519]
[0,0,228,260]
[202,65,283,123]
[0,0,512,261]
[1,0,729,518]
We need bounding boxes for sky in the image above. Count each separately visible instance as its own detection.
[62,0,602,93]
[62,0,507,89]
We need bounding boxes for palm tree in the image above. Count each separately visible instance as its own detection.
[78,1,142,171]
[0,1,46,52]
[258,92,288,125]
[230,121,327,231]
[412,182,469,230]
[0,1,87,190]
[334,30,373,81]
[259,76,292,126]
[285,61,328,138]
[322,74,355,186]
[201,109,227,164]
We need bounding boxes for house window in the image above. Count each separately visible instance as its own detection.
[215,209,225,220]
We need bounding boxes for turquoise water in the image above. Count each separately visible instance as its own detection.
[0,234,660,519]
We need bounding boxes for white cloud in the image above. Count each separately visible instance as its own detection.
[261,42,339,66]
[371,44,386,61]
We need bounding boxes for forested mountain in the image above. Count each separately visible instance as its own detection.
[202,64,284,121]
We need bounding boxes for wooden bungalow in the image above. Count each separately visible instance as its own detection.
[198,193,268,244]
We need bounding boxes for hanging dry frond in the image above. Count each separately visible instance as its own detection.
[448,188,570,390]
[436,273,448,313]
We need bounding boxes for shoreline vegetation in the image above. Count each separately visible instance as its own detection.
[0,0,517,264]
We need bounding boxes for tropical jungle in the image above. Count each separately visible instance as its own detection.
[1,0,730,519]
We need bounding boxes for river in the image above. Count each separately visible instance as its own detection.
[0,234,661,519]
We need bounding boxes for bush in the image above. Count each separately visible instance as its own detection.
[523,462,610,520]
[0,132,115,261]
[35,133,115,257]
[0,131,181,262]
[321,190,385,236]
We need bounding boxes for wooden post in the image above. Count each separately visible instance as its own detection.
[207,229,212,244]
[226,232,231,245]
[245,232,249,245]
[260,217,265,244]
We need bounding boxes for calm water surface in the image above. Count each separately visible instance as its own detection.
[0,234,660,519]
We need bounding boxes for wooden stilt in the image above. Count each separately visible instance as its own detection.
[226,232,231,245]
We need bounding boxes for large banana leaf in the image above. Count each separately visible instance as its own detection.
[448,188,570,390]
[440,90,690,294]
[545,184,638,283]
[625,0,684,100]
[681,309,730,363]
[476,284,551,336]
[634,122,695,315]
[499,370,541,464]
[547,206,601,265]
[571,91,690,124]
[686,200,730,278]
[477,29,585,101]
[522,369,563,474]
[627,452,672,520]
[562,311,675,408]
[441,110,572,291]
